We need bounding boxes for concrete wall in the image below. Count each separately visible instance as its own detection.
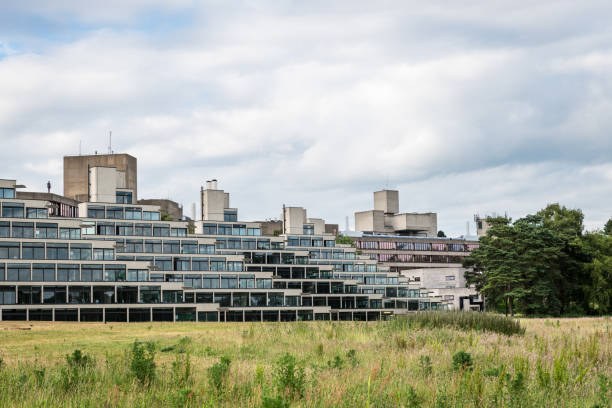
[64,154,137,202]
[401,267,468,289]
[89,167,117,203]
[388,212,437,237]
[374,190,399,214]
[137,199,183,220]
[0,179,16,188]
[283,207,307,234]
[307,218,325,235]
[202,189,226,221]
[355,210,385,233]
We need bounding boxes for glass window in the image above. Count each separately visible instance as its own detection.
[221,275,237,289]
[35,222,58,239]
[218,225,232,235]
[170,228,187,237]
[202,274,219,289]
[32,264,55,281]
[104,265,126,282]
[202,224,217,234]
[303,224,314,235]
[96,222,114,236]
[22,242,45,259]
[125,239,143,253]
[224,211,237,222]
[18,286,41,304]
[210,259,226,271]
[199,244,215,254]
[181,241,198,254]
[116,223,134,236]
[0,285,16,304]
[116,191,133,204]
[57,264,79,281]
[47,243,68,259]
[43,286,66,304]
[81,264,103,282]
[125,207,142,220]
[145,240,162,253]
[135,223,152,236]
[93,248,115,260]
[60,228,80,240]
[70,244,91,260]
[154,257,171,271]
[12,222,34,238]
[127,269,148,282]
[26,208,48,219]
[69,286,91,303]
[153,224,170,237]
[0,188,15,199]
[7,264,30,281]
[192,257,209,271]
[2,203,24,218]
[140,286,161,303]
[0,222,9,237]
[93,286,115,304]
[0,242,20,259]
[106,207,124,219]
[247,228,260,236]
[143,211,160,221]
[87,206,105,219]
[163,240,180,254]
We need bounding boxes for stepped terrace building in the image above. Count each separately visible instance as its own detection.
[0,154,452,322]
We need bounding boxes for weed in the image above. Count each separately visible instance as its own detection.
[274,353,305,400]
[130,341,156,385]
[260,395,290,408]
[66,349,93,368]
[452,351,473,371]
[328,354,344,369]
[208,356,231,392]
[418,355,432,376]
[346,349,358,367]
[172,351,192,387]
[390,311,525,336]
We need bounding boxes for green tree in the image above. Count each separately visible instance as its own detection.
[537,204,590,314]
[464,215,565,316]
[437,230,446,238]
[581,232,612,314]
[604,218,612,235]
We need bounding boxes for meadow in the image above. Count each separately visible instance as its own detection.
[0,313,610,407]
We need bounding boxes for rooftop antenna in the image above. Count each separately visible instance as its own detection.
[108,131,112,154]
[79,140,82,156]
[46,181,51,193]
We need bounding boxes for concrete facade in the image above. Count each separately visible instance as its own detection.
[355,190,437,237]
[138,199,183,221]
[63,154,137,202]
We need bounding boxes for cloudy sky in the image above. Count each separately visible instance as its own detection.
[1,1,612,236]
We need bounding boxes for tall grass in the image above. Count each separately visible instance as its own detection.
[0,317,609,407]
[388,310,525,336]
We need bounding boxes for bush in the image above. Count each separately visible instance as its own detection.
[208,356,231,392]
[130,341,156,385]
[260,395,290,408]
[452,351,473,371]
[66,349,93,368]
[389,311,525,336]
[274,353,305,400]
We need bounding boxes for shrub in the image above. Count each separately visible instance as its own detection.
[418,355,432,376]
[208,356,231,392]
[327,354,344,369]
[389,311,525,336]
[172,352,192,387]
[66,349,93,368]
[260,395,290,408]
[130,341,156,385]
[452,351,473,371]
[274,353,305,400]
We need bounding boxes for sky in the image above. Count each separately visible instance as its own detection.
[1,1,612,237]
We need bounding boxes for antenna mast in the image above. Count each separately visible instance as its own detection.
[108,131,112,154]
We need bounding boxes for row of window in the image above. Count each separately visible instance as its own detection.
[287,236,336,247]
[0,242,109,261]
[215,238,277,250]
[0,202,49,219]
[0,263,129,282]
[309,249,356,260]
[87,205,160,221]
[0,221,80,239]
[114,239,215,255]
[372,254,465,263]
[0,188,16,199]
[83,222,186,237]
[355,240,479,252]
[202,224,261,236]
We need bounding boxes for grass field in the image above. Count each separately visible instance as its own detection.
[0,314,610,407]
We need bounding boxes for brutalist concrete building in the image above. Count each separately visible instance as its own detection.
[0,153,475,322]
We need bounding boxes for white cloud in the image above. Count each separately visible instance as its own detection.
[1,1,612,236]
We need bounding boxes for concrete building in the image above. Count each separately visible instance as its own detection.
[63,154,137,203]
[355,190,437,237]
[137,199,183,221]
[0,154,463,323]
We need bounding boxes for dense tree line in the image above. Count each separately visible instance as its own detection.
[463,204,612,316]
